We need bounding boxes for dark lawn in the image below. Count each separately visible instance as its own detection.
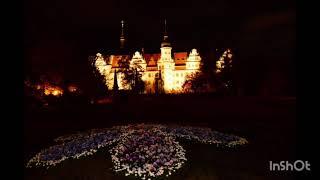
[24,96,297,180]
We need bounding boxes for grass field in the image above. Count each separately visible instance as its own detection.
[24,96,296,180]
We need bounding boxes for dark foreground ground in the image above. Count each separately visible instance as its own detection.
[24,96,298,180]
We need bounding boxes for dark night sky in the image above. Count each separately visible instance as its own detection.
[24,0,296,95]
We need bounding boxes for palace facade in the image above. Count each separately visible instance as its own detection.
[91,20,202,94]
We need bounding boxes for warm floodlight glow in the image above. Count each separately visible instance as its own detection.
[92,48,204,94]
[41,84,64,96]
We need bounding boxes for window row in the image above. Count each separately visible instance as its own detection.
[187,64,199,68]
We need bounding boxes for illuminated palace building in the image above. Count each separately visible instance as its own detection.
[92,20,202,94]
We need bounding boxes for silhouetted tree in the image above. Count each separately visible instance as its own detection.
[118,56,145,94]
[183,72,207,93]
[133,68,145,94]
[88,56,109,97]
[112,69,119,94]
[182,49,236,95]
[182,51,218,93]
[155,71,164,95]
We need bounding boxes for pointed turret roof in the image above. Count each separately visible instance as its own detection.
[161,19,171,48]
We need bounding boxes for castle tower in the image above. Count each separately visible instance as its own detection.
[158,19,175,93]
[120,20,126,49]
[159,19,173,58]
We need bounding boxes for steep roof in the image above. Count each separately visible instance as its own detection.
[174,52,188,65]
[106,51,189,68]
[144,53,160,67]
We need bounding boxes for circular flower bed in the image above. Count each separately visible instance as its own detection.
[110,126,186,179]
[26,124,248,179]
